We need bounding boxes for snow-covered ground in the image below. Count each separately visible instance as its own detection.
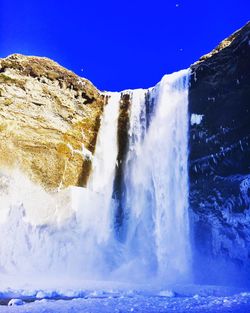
[1,291,250,312]
[0,286,250,313]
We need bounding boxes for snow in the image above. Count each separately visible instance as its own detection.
[0,289,250,312]
[0,169,119,289]
[8,299,24,306]
[66,143,93,161]
[158,290,175,297]
[191,113,204,125]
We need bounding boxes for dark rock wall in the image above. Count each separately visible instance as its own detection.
[112,93,131,241]
[189,22,250,286]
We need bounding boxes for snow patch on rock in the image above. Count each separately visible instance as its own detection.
[191,114,204,125]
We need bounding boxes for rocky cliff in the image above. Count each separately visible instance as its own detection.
[0,54,105,190]
[189,21,250,285]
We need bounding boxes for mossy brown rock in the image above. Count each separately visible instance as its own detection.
[0,54,105,190]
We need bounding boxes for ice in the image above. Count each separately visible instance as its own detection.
[36,291,48,299]
[158,290,175,297]
[0,289,250,312]
[8,299,24,306]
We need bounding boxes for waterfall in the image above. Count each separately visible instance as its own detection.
[0,70,191,291]
[87,69,191,283]
[112,69,191,283]
[88,92,120,196]
[87,92,121,243]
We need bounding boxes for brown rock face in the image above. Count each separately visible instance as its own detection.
[0,54,105,190]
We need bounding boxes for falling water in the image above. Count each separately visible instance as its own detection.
[87,69,191,283]
[151,70,191,282]
[88,92,120,196]
[112,69,191,283]
[0,70,191,291]
[86,92,121,243]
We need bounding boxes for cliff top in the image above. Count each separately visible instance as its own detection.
[0,53,105,190]
[194,21,250,65]
[0,53,100,99]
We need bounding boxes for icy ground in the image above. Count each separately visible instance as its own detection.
[0,286,250,313]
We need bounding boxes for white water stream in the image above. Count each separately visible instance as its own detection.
[0,70,191,291]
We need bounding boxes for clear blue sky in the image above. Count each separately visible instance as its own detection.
[0,0,249,91]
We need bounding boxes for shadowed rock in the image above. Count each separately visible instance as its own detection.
[189,21,250,285]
